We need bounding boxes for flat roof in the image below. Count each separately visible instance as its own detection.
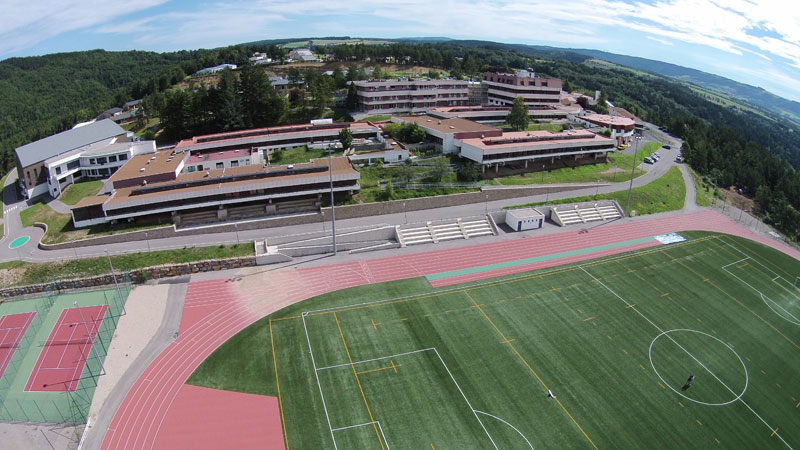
[507,207,544,218]
[108,150,183,183]
[186,148,256,164]
[73,193,111,208]
[580,114,635,127]
[15,119,125,168]
[175,122,379,151]
[104,157,358,206]
[459,130,614,151]
[394,115,498,134]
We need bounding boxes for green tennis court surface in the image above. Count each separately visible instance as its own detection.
[190,232,800,449]
[0,281,130,423]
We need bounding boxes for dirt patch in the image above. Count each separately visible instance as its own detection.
[719,187,757,212]
[600,167,626,175]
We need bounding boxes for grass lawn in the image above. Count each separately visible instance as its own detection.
[270,146,329,165]
[0,244,252,287]
[188,232,800,449]
[19,202,171,244]
[59,179,103,205]
[498,123,566,132]
[497,149,652,186]
[507,165,686,216]
[687,166,716,207]
[360,115,392,122]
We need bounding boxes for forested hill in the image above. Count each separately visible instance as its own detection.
[0,47,248,174]
[564,48,800,124]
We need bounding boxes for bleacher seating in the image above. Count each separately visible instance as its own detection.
[398,217,495,246]
[551,203,622,227]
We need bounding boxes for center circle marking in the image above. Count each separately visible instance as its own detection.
[648,329,748,406]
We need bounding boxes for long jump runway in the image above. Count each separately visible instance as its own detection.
[24,305,108,392]
[0,312,36,380]
[101,210,800,449]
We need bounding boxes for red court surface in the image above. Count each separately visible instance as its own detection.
[0,312,36,380]
[102,210,800,450]
[25,305,108,392]
[153,384,284,450]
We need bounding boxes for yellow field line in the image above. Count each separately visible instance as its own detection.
[269,319,290,450]
[372,319,378,329]
[772,427,779,437]
[391,360,398,374]
[674,259,800,351]
[356,365,397,376]
[333,312,385,450]
[583,317,595,322]
[462,290,598,450]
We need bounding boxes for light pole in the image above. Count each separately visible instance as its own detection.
[624,134,643,217]
[144,231,151,252]
[328,143,337,255]
[403,202,407,224]
[105,250,125,315]
[234,222,240,245]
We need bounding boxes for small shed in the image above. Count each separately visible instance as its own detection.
[505,207,545,232]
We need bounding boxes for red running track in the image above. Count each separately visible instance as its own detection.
[0,312,36,380]
[24,305,108,392]
[101,210,800,450]
[152,384,284,450]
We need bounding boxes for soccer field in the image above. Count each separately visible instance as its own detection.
[189,232,800,449]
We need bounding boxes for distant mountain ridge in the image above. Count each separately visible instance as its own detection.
[563,48,800,124]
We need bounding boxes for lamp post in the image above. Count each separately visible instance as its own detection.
[105,250,125,315]
[403,202,407,224]
[144,231,151,252]
[624,134,643,217]
[328,143,337,255]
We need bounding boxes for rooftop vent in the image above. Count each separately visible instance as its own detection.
[218,152,223,155]
[426,119,432,122]
[449,126,455,129]
[139,167,145,172]
[234,149,239,152]
[150,156,156,160]
[142,180,147,186]
[204,170,210,177]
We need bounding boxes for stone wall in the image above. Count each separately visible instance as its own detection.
[0,256,256,299]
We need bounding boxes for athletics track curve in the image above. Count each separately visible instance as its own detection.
[100,210,800,450]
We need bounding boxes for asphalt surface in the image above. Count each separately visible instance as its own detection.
[0,126,683,264]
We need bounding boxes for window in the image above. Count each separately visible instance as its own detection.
[197,164,203,171]
[56,167,62,175]
[67,159,80,170]
[26,171,31,184]
[108,155,117,162]
[230,160,239,167]
[216,162,224,169]
[96,157,107,165]
[187,166,196,173]
[89,158,96,164]
[245,160,251,166]
[33,168,37,178]
[118,153,128,161]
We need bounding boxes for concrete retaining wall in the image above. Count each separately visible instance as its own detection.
[37,185,588,250]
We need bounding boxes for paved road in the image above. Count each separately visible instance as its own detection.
[0,129,686,264]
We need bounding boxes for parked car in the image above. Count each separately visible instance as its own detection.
[643,157,654,164]
[663,144,671,150]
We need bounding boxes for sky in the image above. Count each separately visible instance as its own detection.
[2,0,799,102]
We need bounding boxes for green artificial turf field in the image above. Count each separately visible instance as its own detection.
[189,232,800,449]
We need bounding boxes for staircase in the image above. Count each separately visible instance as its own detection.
[398,217,496,247]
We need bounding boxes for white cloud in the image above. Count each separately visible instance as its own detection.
[0,0,167,56]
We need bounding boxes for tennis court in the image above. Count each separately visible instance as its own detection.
[0,312,36,379]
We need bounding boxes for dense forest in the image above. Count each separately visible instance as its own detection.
[1,39,798,240]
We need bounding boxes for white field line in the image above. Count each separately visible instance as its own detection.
[301,312,338,450]
[432,348,499,450]
[721,257,750,269]
[375,420,392,450]
[302,235,723,317]
[332,421,376,432]
[761,293,800,323]
[722,241,800,299]
[580,266,794,449]
[317,348,433,371]
[721,264,800,321]
[474,410,535,449]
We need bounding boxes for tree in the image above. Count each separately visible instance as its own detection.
[338,127,353,151]
[213,69,243,131]
[563,79,573,92]
[396,159,415,183]
[427,69,440,79]
[456,161,482,182]
[345,82,359,110]
[507,97,530,131]
[239,64,283,128]
[429,157,452,181]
